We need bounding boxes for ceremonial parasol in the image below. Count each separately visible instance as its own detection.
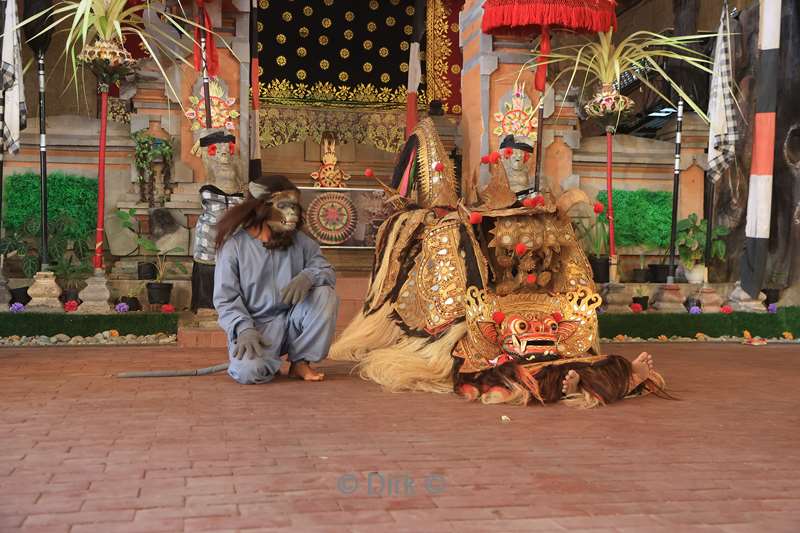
[482,0,618,190]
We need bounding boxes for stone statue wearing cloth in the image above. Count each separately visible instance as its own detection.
[213,175,339,384]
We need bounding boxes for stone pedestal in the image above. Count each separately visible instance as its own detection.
[77,270,112,314]
[602,282,632,313]
[697,285,724,313]
[0,271,11,310]
[726,282,766,313]
[27,271,63,312]
[652,284,686,312]
[194,308,219,328]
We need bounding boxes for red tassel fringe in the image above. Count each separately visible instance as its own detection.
[482,0,617,35]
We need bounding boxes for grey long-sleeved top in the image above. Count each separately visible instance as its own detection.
[213,229,336,340]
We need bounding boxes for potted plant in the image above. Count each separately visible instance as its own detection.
[648,254,676,284]
[116,209,186,304]
[117,209,157,280]
[141,239,187,306]
[117,283,145,312]
[763,272,785,308]
[684,293,702,313]
[676,213,729,284]
[575,202,610,283]
[632,286,650,311]
[132,130,174,207]
[52,256,92,303]
[632,252,649,283]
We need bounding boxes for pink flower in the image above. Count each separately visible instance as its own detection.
[594,202,605,215]
[161,304,175,313]
[434,161,445,172]
[364,168,374,178]
[64,300,79,312]
[720,305,733,314]
[468,212,483,225]
[630,303,643,313]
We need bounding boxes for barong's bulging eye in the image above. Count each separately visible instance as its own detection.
[509,318,527,335]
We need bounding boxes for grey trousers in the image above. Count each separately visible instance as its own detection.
[227,286,339,384]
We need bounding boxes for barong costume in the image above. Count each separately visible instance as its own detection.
[331,118,664,407]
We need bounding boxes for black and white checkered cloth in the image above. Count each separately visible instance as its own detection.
[1,0,26,156]
[193,187,245,264]
[707,4,740,183]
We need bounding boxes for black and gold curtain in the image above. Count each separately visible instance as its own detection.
[257,0,425,108]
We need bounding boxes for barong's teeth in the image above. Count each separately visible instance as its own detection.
[519,339,528,353]
[511,335,521,352]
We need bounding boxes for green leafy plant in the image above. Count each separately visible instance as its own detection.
[574,205,609,258]
[2,172,97,248]
[116,209,187,282]
[132,130,174,205]
[125,281,146,299]
[51,255,93,289]
[0,214,90,278]
[675,213,729,270]
[595,190,673,249]
[634,285,649,297]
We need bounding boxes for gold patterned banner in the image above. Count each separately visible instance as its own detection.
[259,105,406,153]
[258,0,425,108]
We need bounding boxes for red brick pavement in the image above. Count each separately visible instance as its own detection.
[0,343,798,532]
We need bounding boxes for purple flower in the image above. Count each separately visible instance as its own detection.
[767,303,778,314]
[689,306,702,315]
[115,302,130,313]
[9,302,24,313]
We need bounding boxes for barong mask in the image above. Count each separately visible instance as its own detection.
[453,286,602,373]
[248,182,303,249]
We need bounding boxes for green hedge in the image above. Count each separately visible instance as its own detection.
[598,307,800,339]
[2,172,98,244]
[596,189,673,249]
[0,313,179,337]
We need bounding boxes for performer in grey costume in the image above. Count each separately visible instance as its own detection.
[213,175,338,384]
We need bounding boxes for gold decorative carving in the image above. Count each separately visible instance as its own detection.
[310,133,350,188]
[258,105,407,153]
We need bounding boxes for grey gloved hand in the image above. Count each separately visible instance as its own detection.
[280,272,313,305]
[234,328,271,360]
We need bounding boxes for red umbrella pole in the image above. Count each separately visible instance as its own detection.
[606,126,617,278]
[92,86,109,270]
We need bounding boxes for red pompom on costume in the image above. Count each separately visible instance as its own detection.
[468,212,483,225]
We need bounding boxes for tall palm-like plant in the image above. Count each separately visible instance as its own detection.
[526,29,714,281]
[529,29,713,120]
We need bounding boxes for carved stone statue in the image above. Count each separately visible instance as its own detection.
[191,130,245,314]
[499,134,534,193]
[198,130,241,193]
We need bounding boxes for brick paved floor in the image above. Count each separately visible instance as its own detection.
[0,343,798,532]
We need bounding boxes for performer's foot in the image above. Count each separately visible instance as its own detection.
[288,361,325,381]
[630,352,654,389]
[561,370,580,396]
[482,386,513,404]
[457,383,480,401]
